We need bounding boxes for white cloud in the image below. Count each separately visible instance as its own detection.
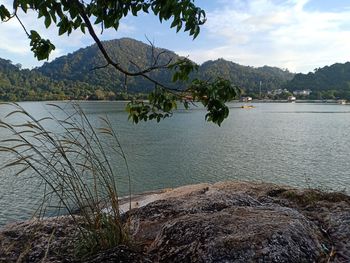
[1,0,349,72]
[178,0,350,73]
[0,3,135,68]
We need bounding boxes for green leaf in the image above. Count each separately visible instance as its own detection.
[29,30,55,61]
[0,5,11,21]
[44,15,51,28]
[20,3,28,13]
[58,25,66,35]
[142,4,149,13]
[80,24,86,34]
[193,27,200,39]
[170,18,178,28]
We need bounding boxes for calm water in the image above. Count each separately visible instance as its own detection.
[1,101,350,226]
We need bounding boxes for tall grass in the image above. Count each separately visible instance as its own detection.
[0,102,130,258]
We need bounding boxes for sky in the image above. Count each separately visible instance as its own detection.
[0,0,350,73]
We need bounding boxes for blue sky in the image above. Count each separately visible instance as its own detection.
[1,0,350,73]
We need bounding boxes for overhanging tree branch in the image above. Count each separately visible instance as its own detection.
[75,0,180,92]
[15,14,30,37]
[0,0,238,126]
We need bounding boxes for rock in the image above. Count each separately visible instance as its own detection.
[151,209,321,262]
[0,216,79,263]
[85,245,152,263]
[128,184,325,262]
[1,181,350,262]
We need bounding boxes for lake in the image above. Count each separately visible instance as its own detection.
[1,101,350,227]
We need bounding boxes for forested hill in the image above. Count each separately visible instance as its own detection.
[37,38,179,93]
[1,37,296,101]
[0,58,104,101]
[37,39,294,94]
[285,62,350,99]
[198,59,294,94]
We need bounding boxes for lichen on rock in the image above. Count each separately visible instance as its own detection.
[1,181,350,262]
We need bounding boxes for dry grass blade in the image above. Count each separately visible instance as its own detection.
[5,109,27,118]
[4,156,33,168]
[0,102,131,259]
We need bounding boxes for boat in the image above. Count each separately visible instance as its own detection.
[337,99,346,105]
[241,105,255,109]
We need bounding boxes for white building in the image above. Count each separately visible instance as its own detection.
[240,96,253,102]
[288,96,296,102]
[267,89,290,95]
[293,90,312,96]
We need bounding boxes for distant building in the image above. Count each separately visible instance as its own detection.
[267,89,289,95]
[293,90,312,96]
[288,96,296,102]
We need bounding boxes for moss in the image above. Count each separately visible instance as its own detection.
[280,189,350,206]
[267,188,288,197]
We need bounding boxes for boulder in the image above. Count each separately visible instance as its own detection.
[127,183,326,262]
[1,181,350,262]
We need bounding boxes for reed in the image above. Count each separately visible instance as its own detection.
[0,102,130,258]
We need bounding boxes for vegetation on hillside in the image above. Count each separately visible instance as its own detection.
[37,42,295,95]
[37,38,180,94]
[285,62,350,100]
[3,44,350,102]
[198,59,294,97]
[0,39,295,101]
[0,58,113,101]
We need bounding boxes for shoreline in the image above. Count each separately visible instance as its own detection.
[1,99,347,104]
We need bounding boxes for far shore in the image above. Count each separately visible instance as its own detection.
[1,99,347,104]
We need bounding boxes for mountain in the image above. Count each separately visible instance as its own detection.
[37,38,294,94]
[37,38,294,96]
[198,59,294,94]
[285,62,350,99]
[1,38,296,101]
[37,38,180,94]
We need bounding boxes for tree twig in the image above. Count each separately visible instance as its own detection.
[15,14,30,37]
[75,0,184,93]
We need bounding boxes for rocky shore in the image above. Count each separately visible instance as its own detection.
[1,181,350,262]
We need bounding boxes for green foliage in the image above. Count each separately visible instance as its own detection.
[1,1,244,126]
[169,58,198,82]
[0,58,109,101]
[29,30,56,61]
[126,78,238,126]
[77,213,128,257]
[126,87,178,123]
[0,37,293,113]
[190,78,237,126]
[0,4,11,20]
[285,62,350,100]
[281,189,350,206]
[34,39,293,99]
[199,59,294,94]
[268,91,292,100]
[37,38,180,94]
[1,0,206,60]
